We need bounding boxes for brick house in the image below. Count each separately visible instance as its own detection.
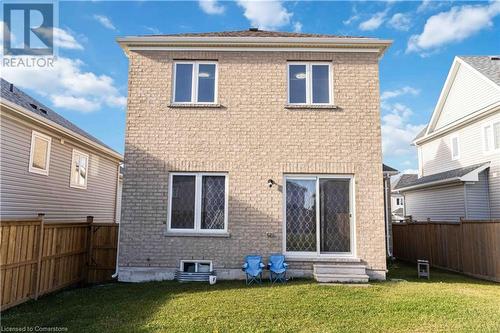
[116,30,392,282]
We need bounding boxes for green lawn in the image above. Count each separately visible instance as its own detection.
[2,262,499,333]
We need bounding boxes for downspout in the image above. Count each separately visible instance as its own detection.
[112,164,122,279]
[111,222,121,279]
[383,175,392,257]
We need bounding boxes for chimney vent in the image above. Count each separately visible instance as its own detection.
[248,27,259,32]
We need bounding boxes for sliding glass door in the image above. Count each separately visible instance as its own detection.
[284,175,354,256]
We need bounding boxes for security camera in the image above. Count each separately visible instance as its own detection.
[267,179,274,188]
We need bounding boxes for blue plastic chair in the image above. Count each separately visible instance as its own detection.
[242,255,265,285]
[268,254,288,283]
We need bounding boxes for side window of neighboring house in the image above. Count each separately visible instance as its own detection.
[29,131,52,175]
[451,135,460,160]
[288,62,332,105]
[168,173,228,233]
[70,149,89,189]
[173,61,217,104]
[484,121,500,153]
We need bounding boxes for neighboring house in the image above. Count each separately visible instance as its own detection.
[117,29,392,282]
[0,79,123,222]
[395,56,500,222]
[391,176,406,222]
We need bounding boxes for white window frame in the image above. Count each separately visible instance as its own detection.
[70,149,89,189]
[282,174,356,259]
[179,260,213,272]
[167,172,228,234]
[287,62,333,106]
[28,131,52,175]
[483,119,500,154]
[450,134,460,160]
[172,61,218,104]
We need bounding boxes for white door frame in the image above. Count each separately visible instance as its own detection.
[282,174,357,259]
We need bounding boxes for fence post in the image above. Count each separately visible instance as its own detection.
[34,213,45,300]
[459,217,464,273]
[83,216,94,285]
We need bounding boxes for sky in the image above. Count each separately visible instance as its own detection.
[2,0,500,173]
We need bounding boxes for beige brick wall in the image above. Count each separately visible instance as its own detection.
[119,50,386,276]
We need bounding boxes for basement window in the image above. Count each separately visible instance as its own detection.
[180,260,213,273]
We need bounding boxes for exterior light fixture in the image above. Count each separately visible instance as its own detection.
[267,179,275,188]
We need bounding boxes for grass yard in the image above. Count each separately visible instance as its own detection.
[1,262,499,333]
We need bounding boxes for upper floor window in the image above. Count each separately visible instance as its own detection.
[288,62,332,105]
[173,61,217,104]
[70,149,89,189]
[168,173,228,234]
[451,135,460,160]
[29,131,51,175]
[484,121,500,153]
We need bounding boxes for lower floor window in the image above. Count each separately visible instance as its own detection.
[285,175,353,254]
[169,173,227,232]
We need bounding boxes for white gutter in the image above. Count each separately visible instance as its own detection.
[1,99,123,161]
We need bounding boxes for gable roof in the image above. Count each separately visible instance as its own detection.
[383,164,398,172]
[117,29,392,57]
[459,56,500,86]
[1,78,122,160]
[395,163,490,191]
[414,56,500,144]
[137,29,365,39]
[394,174,418,190]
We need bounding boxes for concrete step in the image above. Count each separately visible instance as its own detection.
[314,273,369,283]
[314,264,367,275]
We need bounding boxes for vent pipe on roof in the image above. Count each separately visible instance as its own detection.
[248,27,259,32]
[9,83,13,92]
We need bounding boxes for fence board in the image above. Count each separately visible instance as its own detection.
[1,216,118,311]
[392,220,500,282]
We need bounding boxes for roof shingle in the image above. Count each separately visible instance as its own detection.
[458,56,500,86]
[132,29,367,39]
[395,163,489,190]
[1,78,118,154]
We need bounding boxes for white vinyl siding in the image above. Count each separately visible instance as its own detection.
[405,185,466,222]
[434,63,500,130]
[0,113,120,222]
[418,112,500,219]
[465,171,491,220]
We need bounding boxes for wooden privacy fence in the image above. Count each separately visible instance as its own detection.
[1,214,119,311]
[392,219,500,282]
